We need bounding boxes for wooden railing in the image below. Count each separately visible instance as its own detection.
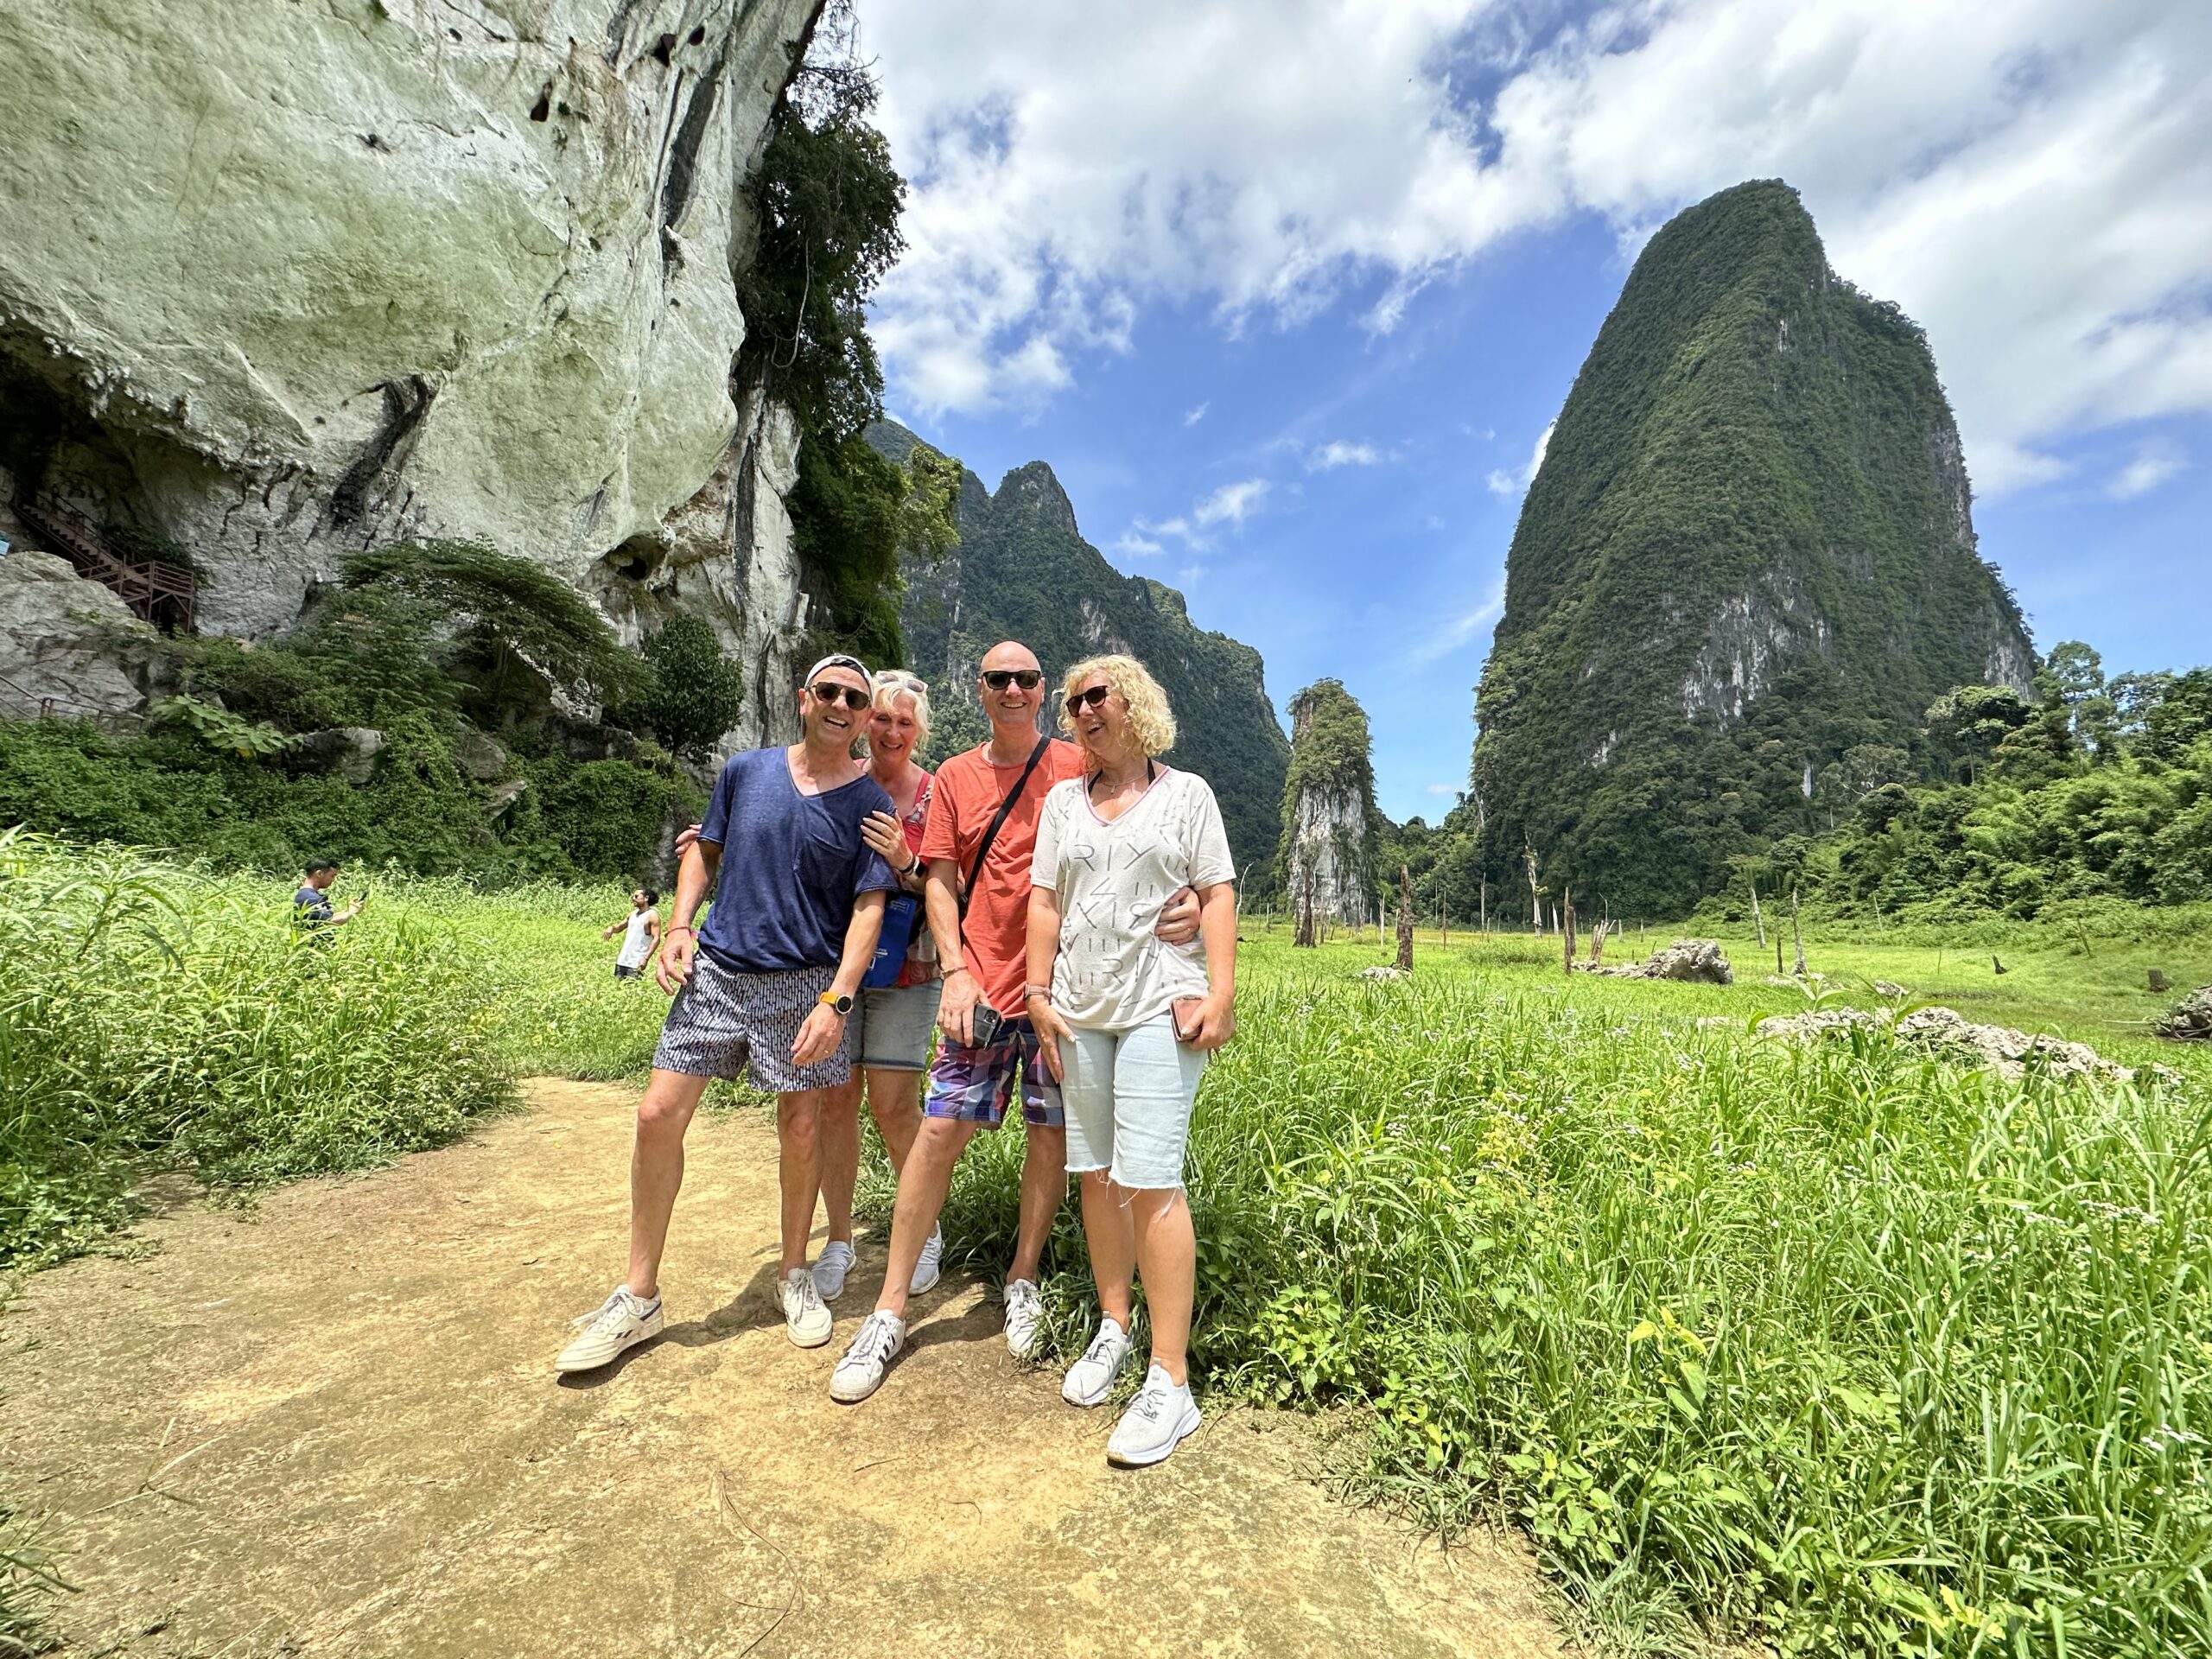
[12,493,197,632]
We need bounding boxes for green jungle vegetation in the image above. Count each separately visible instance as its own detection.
[1474,181,2036,919]
[1374,645,2212,953]
[4,824,2208,1655]
[0,542,715,884]
[734,4,959,673]
[873,422,1293,874]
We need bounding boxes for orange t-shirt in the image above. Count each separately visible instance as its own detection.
[918,737,1085,1015]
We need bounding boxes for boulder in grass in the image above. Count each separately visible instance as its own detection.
[2158,986,2212,1043]
[1758,1003,2177,1085]
[1580,939,1733,985]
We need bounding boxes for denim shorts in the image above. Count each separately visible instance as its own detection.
[652,956,853,1094]
[1059,1013,1206,1190]
[922,1015,1065,1128]
[855,981,938,1071]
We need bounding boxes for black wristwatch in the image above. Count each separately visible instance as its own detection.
[817,990,855,1017]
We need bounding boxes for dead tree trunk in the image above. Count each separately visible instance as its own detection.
[1589,919,1610,964]
[1749,881,1766,950]
[1396,866,1414,973]
[1294,860,1318,949]
[1789,887,1807,976]
[1523,846,1542,937]
[1561,889,1577,978]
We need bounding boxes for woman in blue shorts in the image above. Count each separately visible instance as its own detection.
[811,671,945,1303]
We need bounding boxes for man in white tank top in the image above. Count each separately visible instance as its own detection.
[604,888,663,981]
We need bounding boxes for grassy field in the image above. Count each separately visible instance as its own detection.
[5,837,2211,1655]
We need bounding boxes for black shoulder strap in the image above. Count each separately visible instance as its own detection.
[959,735,1051,922]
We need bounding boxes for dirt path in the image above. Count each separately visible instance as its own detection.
[3,1080,1569,1657]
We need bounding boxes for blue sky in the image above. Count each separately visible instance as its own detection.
[860,0,2212,823]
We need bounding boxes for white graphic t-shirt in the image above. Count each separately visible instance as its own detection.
[1030,766,1236,1031]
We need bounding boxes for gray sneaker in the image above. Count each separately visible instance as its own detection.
[909,1224,944,1295]
[555,1286,664,1373]
[813,1240,857,1301]
[1106,1363,1201,1467]
[1061,1317,1133,1407]
[830,1309,908,1403]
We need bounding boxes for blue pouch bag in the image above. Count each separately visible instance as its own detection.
[862,891,921,988]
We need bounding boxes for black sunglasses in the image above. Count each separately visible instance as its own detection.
[1065,684,1112,715]
[982,669,1043,690]
[809,682,872,710]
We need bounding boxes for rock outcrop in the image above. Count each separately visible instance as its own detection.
[1580,940,1734,984]
[2157,986,2212,1043]
[0,0,821,750]
[0,549,155,720]
[1282,680,1377,932]
[1472,180,2037,916]
[875,423,1291,873]
[1757,1005,2174,1084]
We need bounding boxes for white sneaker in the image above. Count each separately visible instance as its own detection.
[813,1240,857,1302]
[909,1224,944,1295]
[1003,1277,1046,1360]
[829,1309,908,1403]
[1106,1363,1201,1467]
[1061,1317,1133,1407]
[779,1267,833,1348]
[555,1286,664,1373]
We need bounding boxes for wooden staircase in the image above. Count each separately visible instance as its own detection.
[13,493,197,632]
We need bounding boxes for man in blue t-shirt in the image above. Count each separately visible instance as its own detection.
[292,857,363,933]
[556,653,897,1370]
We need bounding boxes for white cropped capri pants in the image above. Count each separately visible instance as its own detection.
[1059,1012,1207,1191]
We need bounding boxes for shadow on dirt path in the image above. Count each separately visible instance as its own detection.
[2,1079,1571,1657]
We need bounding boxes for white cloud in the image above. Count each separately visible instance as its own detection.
[866,0,2212,489]
[1184,402,1210,426]
[1114,530,1167,557]
[1177,563,1206,586]
[2108,440,2186,499]
[1409,579,1507,664]
[1193,478,1269,527]
[1487,421,1555,496]
[1306,440,1382,471]
[1425,781,1460,798]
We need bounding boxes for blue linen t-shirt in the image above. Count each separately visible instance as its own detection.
[695,747,898,974]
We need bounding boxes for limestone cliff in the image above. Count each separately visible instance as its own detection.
[1472,180,2037,916]
[1281,679,1377,931]
[871,423,1291,875]
[0,0,821,747]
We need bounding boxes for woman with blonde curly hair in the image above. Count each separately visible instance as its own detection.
[1025,653,1238,1466]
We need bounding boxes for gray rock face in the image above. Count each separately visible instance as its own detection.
[289,728,389,785]
[0,0,819,745]
[0,549,154,719]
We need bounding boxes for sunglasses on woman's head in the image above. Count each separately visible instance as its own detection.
[982,669,1043,690]
[877,672,927,694]
[1065,684,1112,714]
[809,682,873,710]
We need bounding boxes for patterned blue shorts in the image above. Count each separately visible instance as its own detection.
[653,955,854,1095]
[922,1015,1065,1128]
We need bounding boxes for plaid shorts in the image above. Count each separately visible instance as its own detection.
[922,1015,1065,1128]
[652,955,854,1094]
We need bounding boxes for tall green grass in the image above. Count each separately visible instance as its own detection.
[942,950,2212,1656]
[8,833,2209,1655]
[0,830,513,1264]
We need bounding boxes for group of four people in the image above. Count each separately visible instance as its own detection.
[556,640,1239,1467]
